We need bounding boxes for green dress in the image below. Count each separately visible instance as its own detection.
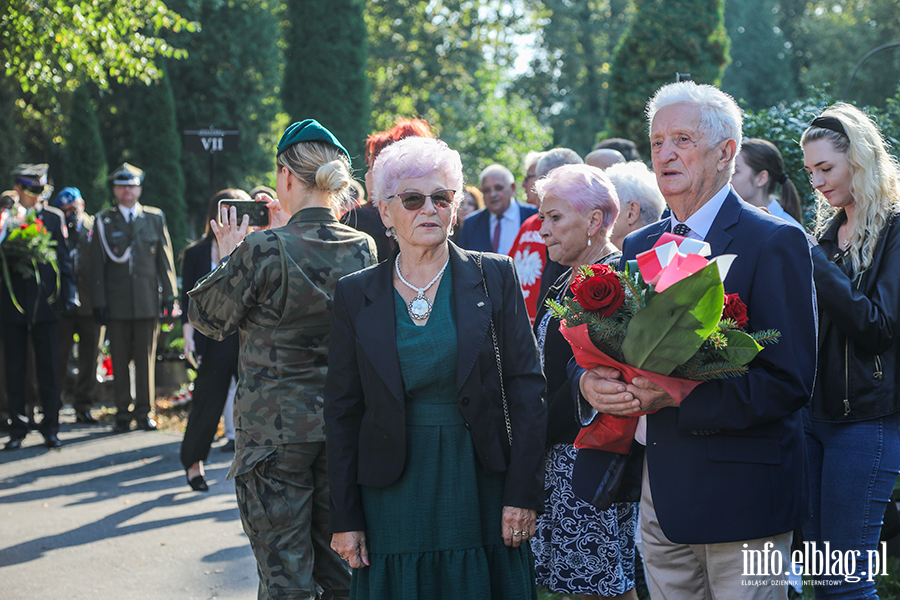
[351,266,537,600]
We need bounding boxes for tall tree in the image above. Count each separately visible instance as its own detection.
[607,0,730,153]
[367,0,519,123]
[166,0,284,236]
[283,0,369,169]
[105,68,188,251]
[720,0,800,110]
[366,0,549,182]
[794,0,900,108]
[0,78,23,181]
[63,85,108,214]
[437,67,553,185]
[514,0,633,156]
[1,1,195,99]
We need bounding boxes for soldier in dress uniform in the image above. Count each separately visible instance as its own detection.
[91,163,177,433]
[2,164,76,450]
[53,187,103,424]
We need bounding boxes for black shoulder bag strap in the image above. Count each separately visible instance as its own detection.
[476,252,513,446]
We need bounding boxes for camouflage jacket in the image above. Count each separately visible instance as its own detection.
[187,206,377,479]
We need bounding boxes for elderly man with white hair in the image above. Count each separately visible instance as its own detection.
[576,81,817,599]
[605,161,667,250]
[457,164,537,254]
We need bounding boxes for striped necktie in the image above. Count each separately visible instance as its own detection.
[491,217,502,253]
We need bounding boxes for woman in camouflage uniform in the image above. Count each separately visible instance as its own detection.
[188,120,377,600]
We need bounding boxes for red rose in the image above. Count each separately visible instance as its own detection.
[571,265,625,317]
[722,293,749,329]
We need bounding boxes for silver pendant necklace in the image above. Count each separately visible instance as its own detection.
[395,253,449,321]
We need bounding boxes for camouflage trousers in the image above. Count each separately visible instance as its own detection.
[235,442,350,600]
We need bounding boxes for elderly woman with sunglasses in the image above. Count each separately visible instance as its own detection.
[325,136,546,600]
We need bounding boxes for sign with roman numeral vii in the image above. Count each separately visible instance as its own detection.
[183,127,239,154]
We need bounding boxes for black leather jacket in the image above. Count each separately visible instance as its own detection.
[810,210,900,422]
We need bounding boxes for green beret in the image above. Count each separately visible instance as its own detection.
[276,119,348,159]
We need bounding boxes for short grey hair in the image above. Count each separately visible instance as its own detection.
[535,147,583,178]
[646,81,743,174]
[479,164,515,187]
[604,161,666,226]
[523,151,545,173]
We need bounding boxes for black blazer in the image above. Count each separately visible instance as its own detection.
[181,238,236,357]
[0,205,75,324]
[324,242,547,533]
[340,203,390,263]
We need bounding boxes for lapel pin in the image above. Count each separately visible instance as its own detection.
[477,301,485,307]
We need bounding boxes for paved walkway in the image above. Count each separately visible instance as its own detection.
[0,411,258,600]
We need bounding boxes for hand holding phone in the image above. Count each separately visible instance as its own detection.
[218,199,269,228]
[212,203,253,257]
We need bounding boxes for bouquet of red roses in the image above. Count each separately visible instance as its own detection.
[546,233,779,453]
[0,208,60,315]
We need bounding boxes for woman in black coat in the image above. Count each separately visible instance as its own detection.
[324,136,546,600]
[179,189,244,491]
[801,103,900,597]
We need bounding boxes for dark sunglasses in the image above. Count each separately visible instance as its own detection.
[389,190,456,210]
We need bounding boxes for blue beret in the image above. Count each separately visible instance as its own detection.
[276,119,348,159]
[53,187,82,208]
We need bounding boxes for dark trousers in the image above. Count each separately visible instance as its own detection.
[106,318,158,421]
[4,320,61,438]
[57,314,104,411]
[0,334,39,424]
[180,334,239,470]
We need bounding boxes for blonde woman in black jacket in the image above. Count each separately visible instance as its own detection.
[802,103,900,598]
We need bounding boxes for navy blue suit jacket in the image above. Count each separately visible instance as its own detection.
[0,205,75,324]
[621,191,816,545]
[457,203,538,253]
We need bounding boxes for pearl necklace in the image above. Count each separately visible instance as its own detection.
[395,253,449,321]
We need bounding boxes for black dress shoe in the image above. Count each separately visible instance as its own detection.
[187,473,209,492]
[75,410,99,424]
[112,420,131,433]
[43,434,62,448]
[135,416,158,431]
[219,439,235,452]
[4,437,24,450]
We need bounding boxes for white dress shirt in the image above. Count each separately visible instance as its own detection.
[668,183,731,241]
[118,204,141,223]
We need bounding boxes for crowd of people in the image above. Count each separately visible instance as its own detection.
[2,79,899,600]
